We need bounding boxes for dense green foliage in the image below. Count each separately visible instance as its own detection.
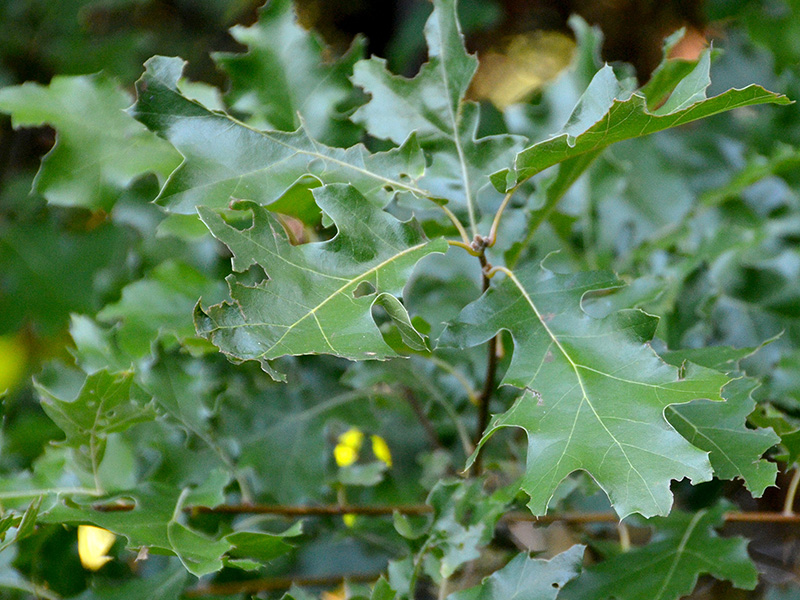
[1,0,800,598]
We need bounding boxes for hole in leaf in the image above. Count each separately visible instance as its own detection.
[551,583,560,589]
[353,281,377,298]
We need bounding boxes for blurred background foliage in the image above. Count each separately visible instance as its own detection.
[1,0,800,598]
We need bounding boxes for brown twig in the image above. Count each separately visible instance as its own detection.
[90,501,800,524]
[401,386,444,450]
[473,252,499,474]
[184,572,381,597]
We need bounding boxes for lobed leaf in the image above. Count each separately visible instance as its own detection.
[0,74,181,210]
[441,264,730,518]
[494,51,791,191]
[214,0,364,146]
[449,545,585,600]
[561,503,759,600]
[130,56,427,215]
[350,0,525,230]
[659,348,779,496]
[195,184,447,379]
[34,369,157,477]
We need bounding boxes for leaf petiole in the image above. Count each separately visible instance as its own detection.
[447,239,482,256]
[487,187,519,247]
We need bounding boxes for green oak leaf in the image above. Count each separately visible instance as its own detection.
[0,74,181,211]
[561,503,759,600]
[0,202,131,337]
[350,0,525,231]
[426,480,514,579]
[494,50,791,191]
[97,261,226,359]
[69,565,187,600]
[658,347,779,497]
[226,522,302,564]
[448,545,585,600]
[214,0,363,146]
[41,483,231,577]
[195,184,447,379]
[440,264,730,518]
[34,369,157,478]
[130,56,427,215]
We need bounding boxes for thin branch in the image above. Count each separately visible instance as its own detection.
[402,387,444,450]
[487,188,517,247]
[784,465,800,515]
[472,254,499,474]
[440,204,472,245]
[185,572,381,597]
[88,500,800,524]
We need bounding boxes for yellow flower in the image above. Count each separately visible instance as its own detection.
[78,525,116,570]
[371,435,392,467]
[334,428,364,467]
[342,513,357,528]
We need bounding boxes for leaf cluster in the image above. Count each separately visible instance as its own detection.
[0,0,798,599]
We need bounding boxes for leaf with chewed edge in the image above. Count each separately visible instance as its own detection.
[441,263,729,518]
[195,184,447,380]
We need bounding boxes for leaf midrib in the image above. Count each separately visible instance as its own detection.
[145,81,431,199]
[210,241,433,358]
[503,269,658,508]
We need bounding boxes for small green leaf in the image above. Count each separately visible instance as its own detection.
[448,545,585,600]
[195,184,447,378]
[561,504,759,600]
[34,369,157,477]
[0,74,181,210]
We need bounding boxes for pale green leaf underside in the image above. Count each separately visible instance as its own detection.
[131,56,427,214]
[449,545,585,600]
[441,265,730,518]
[195,184,447,378]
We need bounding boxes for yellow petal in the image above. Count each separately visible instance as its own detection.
[334,443,359,467]
[78,525,116,571]
[371,435,392,467]
[342,513,356,528]
[338,427,364,450]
